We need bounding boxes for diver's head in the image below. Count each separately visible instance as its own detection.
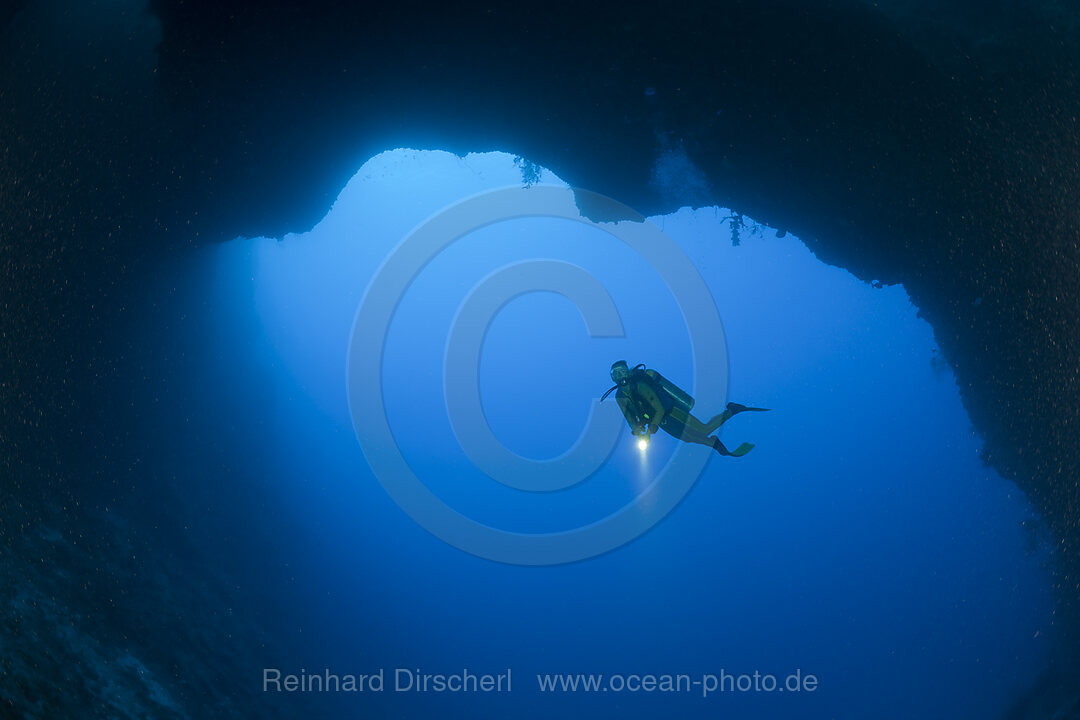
[610,360,631,386]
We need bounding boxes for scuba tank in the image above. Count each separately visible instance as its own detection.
[641,366,695,414]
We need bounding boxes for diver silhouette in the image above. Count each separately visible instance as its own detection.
[601,360,770,456]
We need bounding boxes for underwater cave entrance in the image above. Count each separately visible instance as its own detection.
[176,148,1055,719]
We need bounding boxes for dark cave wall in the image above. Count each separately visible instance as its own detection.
[3,0,1080,714]
[141,0,1080,570]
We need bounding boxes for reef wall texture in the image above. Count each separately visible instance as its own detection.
[2,0,1080,716]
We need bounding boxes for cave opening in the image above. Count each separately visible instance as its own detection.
[143,148,1056,719]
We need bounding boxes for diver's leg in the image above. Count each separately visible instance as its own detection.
[678,423,756,456]
[660,414,706,444]
[670,407,714,436]
[702,408,735,433]
[662,414,717,446]
[671,424,716,448]
[663,416,756,457]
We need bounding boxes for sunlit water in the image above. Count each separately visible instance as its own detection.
[164,149,1052,719]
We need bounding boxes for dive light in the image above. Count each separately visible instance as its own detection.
[636,423,651,451]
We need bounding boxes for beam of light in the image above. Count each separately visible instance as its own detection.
[634,434,652,499]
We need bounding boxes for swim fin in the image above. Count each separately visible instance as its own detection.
[729,442,755,457]
[726,402,771,414]
[712,439,755,457]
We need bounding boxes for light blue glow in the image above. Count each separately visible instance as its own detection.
[196,149,1052,719]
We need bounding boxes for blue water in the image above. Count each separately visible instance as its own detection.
[159,150,1052,718]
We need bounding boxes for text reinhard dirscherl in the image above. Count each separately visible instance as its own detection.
[263,668,512,694]
[262,668,820,698]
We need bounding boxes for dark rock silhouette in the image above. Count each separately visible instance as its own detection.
[3,0,1080,716]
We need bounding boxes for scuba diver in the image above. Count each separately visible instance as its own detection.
[602,360,770,457]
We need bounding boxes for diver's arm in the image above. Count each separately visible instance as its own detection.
[615,394,638,430]
[637,384,666,433]
[617,393,651,435]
